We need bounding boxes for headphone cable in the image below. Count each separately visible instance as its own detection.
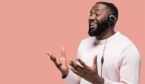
[101,38,107,78]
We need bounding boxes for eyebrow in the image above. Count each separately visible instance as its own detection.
[90,8,100,12]
[95,9,100,11]
[90,11,92,13]
[90,9,102,14]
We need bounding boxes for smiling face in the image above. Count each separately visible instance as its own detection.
[88,3,112,36]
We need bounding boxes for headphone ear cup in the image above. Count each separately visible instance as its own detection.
[108,15,116,23]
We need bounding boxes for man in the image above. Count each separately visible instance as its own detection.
[48,1,141,84]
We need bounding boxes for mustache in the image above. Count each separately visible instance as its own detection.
[88,19,109,36]
[89,19,96,23]
[88,19,99,26]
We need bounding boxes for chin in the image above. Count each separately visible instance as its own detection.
[88,31,96,36]
[88,27,97,36]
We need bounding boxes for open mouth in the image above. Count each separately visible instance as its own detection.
[89,23,97,29]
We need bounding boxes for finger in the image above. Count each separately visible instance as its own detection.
[47,53,56,61]
[71,68,80,76]
[69,61,84,72]
[52,57,62,68]
[61,47,66,58]
[46,53,53,57]
[59,47,67,66]
[71,68,84,77]
[70,67,84,77]
[93,56,97,65]
[69,61,77,69]
[47,53,61,68]
[59,57,67,66]
[69,60,77,69]
[93,56,97,66]
[47,53,57,63]
[52,56,60,66]
[77,59,89,69]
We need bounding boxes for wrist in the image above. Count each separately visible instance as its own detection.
[91,77,104,84]
[62,74,67,79]
[61,69,69,79]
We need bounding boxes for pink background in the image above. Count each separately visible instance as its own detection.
[0,0,144,84]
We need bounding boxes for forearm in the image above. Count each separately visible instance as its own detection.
[91,78,104,84]
[64,70,80,84]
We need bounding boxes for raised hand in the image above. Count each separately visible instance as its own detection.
[69,56,104,84]
[47,47,69,78]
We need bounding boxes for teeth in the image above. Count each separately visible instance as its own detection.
[89,22,97,28]
[91,24,95,26]
[90,23,96,25]
[90,24,97,28]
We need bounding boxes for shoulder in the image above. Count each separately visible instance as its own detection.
[118,33,141,61]
[115,32,137,49]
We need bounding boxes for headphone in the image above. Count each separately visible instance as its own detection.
[108,15,116,25]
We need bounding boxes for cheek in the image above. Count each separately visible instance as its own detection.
[96,18,101,24]
[98,14,108,22]
[96,16,105,23]
[98,17,108,24]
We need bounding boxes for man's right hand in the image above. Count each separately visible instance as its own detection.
[47,47,69,78]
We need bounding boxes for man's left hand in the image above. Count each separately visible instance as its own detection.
[69,56,104,84]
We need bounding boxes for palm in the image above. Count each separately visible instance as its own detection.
[59,55,68,72]
[48,47,69,76]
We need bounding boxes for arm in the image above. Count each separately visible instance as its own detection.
[63,41,83,84]
[104,45,141,84]
[69,45,141,84]
[64,69,81,84]
[48,47,81,84]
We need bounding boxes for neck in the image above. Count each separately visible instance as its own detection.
[96,26,115,40]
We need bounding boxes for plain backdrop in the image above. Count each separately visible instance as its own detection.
[0,0,145,84]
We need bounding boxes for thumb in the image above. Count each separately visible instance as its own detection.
[93,56,97,66]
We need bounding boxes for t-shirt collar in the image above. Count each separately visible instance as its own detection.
[96,32,120,44]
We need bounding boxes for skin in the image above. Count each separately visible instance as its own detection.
[47,47,69,77]
[89,3,116,39]
[48,3,117,84]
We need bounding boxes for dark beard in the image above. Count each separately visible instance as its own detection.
[88,20,109,36]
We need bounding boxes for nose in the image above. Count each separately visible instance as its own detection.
[89,19,95,23]
[89,14,97,23]
[89,14,96,20]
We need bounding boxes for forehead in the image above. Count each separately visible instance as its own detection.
[91,3,110,12]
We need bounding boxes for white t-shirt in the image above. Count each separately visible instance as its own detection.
[64,32,141,84]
